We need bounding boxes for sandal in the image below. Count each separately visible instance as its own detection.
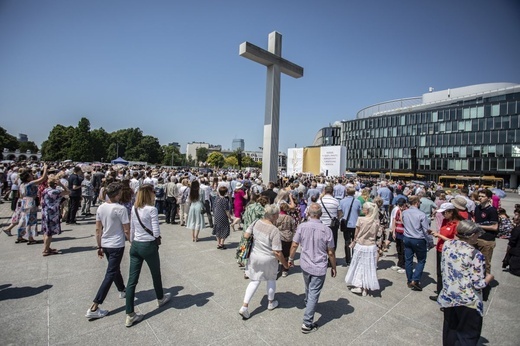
[15,238,28,244]
[3,229,13,236]
[27,240,38,245]
[43,249,62,256]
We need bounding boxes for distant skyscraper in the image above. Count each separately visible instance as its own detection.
[232,139,245,151]
[18,133,28,142]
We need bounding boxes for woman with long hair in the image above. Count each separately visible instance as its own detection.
[125,184,170,327]
[345,201,380,296]
[186,180,205,242]
[275,202,296,278]
[41,174,69,256]
[430,202,465,301]
[119,177,134,219]
[17,164,48,244]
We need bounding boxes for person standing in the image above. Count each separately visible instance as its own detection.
[41,175,69,256]
[438,220,494,345]
[288,203,336,334]
[377,181,392,213]
[319,185,340,264]
[338,187,362,266]
[66,166,83,225]
[91,167,105,206]
[85,182,129,319]
[164,176,178,224]
[81,174,94,216]
[9,167,20,211]
[474,189,499,275]
[200,178,214,228]
[401,195,434,292]
[125,184,171,327]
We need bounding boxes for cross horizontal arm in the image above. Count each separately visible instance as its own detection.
[239,42,304,78]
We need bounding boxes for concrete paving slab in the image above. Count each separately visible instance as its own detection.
[1,193,520,345]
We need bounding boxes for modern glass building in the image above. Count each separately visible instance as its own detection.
[318,83,520,188]
[232,138,245,151]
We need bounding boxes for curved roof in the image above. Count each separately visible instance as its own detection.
[356,82,520,119]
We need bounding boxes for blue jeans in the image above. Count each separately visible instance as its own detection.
[403,236,427,283]
[93,247,126,304]
[302,270,326,326]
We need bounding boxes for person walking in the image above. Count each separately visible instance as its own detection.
[66,166,83,225]
[238,204,288,320]
[125,184,171,327]
[85,182,129,319]
[345,202,380,296]
[401,195,434,292]
[288,203,336,334]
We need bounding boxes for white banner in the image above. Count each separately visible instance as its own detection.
[287,148,303,174]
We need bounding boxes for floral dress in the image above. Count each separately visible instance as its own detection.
[17,182,39,239]
[438,239,487,316]
[41,187,63,236]
[236,202,265,265]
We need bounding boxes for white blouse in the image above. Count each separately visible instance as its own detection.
[130,205,161,242]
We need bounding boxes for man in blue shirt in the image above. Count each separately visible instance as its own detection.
[378,181,393,213]
[402,195,434,291]
[338,187,361,266]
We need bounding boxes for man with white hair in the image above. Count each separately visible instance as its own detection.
[251,179,263,195]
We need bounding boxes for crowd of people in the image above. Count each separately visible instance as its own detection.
[1,161,519,341]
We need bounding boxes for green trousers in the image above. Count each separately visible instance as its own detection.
[126,240,164,314]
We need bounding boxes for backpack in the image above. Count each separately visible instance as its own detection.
[154,185,165,198]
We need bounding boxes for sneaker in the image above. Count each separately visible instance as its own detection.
[397,269,406,274]
[125,313,143,327]
[267,300,279,310]
[390,266,400,271]
[85,308,108,319]
[157,292,171,307]
[301,323,319,334]
[238,306,250,319]
[282,271,288,278]
[119,291,126,299]
[350,287,363,294]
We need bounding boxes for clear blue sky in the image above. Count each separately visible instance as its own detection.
[1,0,519,155]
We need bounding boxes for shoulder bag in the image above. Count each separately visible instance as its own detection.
[134,207,162,246]
[340,197,355,232]
[321,198,340,231]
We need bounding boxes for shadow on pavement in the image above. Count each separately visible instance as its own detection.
[61,246,96,254]
[315,298,354,327]
[0,284,52,301]
[52,235,94,242]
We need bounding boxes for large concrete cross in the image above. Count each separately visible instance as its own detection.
[239,31,303,184]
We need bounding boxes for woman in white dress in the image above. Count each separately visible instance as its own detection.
[238,204,289,319]
[345,201,380,296]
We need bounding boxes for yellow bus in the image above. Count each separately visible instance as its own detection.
[385,172,425,180]
[438,175,503,189]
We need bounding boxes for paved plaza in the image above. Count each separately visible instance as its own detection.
[1,194,519,346]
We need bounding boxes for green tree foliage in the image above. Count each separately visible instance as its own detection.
[196,147,209,164]
[90,127,110,162]
[224,156,238,168]
[69,117,94,162]
[0,127,20,151]
[41,125,75,161]
[18,141,39,153]
[162,145,184,166]
[242,156,256,168]
[206,152,225,168]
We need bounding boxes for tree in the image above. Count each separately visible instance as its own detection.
[18,141,38,153]
[69,117,94,161]
[0,127,19,151]
[108,128,143,160]
[224,156,238,168]
[242,156,256,168]
[91,127,110,162]
[41,124,75,161]
[206,152,225,168]
[196,147,209,165]
[162,145,184,166]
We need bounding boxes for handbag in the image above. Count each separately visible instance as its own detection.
[321,198,339,230]
[236,220,258,260]
[134,207,162,246]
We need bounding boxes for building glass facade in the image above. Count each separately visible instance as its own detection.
[339,84,520,188]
